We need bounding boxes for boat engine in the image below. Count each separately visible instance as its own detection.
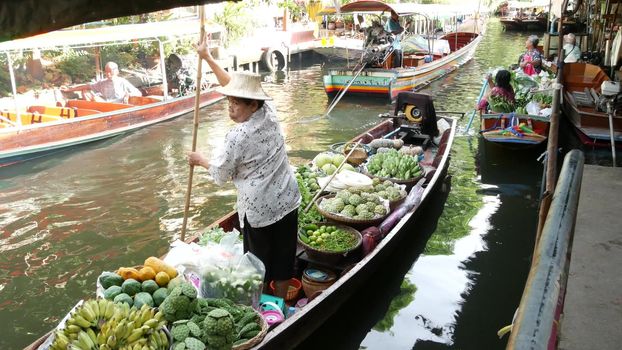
[360,21,394,67]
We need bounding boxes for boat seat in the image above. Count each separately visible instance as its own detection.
[28,105,77,118]
[0,110,64,125]
[66,99,132,112]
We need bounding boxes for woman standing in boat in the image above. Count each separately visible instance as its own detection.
[519,35,543,76]
[187,37,301,301]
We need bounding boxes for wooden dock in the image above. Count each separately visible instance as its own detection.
[559,165,622,350]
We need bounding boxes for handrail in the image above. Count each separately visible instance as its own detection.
[506,149,585,350]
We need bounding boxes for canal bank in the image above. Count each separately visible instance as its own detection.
[559,165,622,350]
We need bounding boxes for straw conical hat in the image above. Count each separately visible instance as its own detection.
[217,71,272,100]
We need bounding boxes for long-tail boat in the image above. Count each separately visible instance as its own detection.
[24,93,457,349]
[322,0,483,101]
[561,62,622,147]
[480,112,549,147]
[0,21,225,166]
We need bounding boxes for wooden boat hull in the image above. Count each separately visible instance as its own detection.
[561,63,622,147]
[24,115,457,350]
[480,113,549,147]
[323,33,481,101]
[0,90,224,166]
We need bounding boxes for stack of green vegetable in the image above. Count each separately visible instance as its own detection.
[299,224,359,252]
[366,149,422,180]
[168,297,263,350]
[99,272,181,309]
[295,165,323,227]
[319,188,387,220]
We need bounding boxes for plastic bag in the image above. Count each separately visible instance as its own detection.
[526,101,541,115]
[200,251,265,308]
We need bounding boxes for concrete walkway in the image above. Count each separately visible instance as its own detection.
[559,165,622,350]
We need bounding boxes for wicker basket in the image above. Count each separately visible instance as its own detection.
[315,195,387,227]
[343,142,368,166]
[298,222,362,264]
[232,310,269,350]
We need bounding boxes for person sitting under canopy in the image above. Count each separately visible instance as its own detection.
[62,62,142,103]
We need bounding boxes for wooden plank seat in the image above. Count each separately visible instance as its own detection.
[0,110,63,126]
[27,105,102,118]
[66,99,132,112]
[28,105,78,118]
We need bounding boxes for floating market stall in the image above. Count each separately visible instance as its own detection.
[478,69,553,147]
[26,92,457,349]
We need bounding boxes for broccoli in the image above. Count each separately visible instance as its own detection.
[366,202,377,212]
[359,210,375,220]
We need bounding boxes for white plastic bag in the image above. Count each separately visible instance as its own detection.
[526,101,541,115]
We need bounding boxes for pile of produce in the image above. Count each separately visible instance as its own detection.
[299,224,359,252]
[371,178,408,202]
[198,227,228,245]
[200,265,263,307]
[49,299,168,350]
[366,149,422,180]
[313,152,356,175]
[101,256,178,308]
[319,188,387,220]
[295,165,323,227]
[159,281,200,323]
[169,297,263,349]
[368,138,404,151]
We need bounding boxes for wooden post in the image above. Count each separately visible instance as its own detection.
[180,7,206,241]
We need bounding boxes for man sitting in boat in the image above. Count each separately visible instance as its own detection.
[519,35,543,76]
[385,10,404,68]
[563,33,581,63]
[62,62,142,103]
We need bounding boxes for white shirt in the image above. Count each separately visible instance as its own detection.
[563,43,581,63]
[208,102,301,228]
[90,77,141,103]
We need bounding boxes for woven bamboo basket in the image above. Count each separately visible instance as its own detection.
[315,195,387,226]
[232,310,269,350]
[343,142,368,166]
[298,222,362,264]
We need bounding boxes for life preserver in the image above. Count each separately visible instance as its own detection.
[261,48,287,72]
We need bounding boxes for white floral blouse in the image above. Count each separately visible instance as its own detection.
[208,102,301,228]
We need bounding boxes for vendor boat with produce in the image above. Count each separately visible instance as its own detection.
[322,0,483,101]
[476,68,552,147]
[26,87,457,349]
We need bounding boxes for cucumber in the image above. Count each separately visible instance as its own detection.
[241,329,260,339]
[238,322,260,336]
[299,233,310,244]
[304,224,318,231]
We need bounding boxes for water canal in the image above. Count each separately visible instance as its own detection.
[2,19,543,349]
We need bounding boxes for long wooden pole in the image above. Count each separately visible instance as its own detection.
[180,7,206,241]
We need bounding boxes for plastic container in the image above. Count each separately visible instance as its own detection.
[269,278,302,301]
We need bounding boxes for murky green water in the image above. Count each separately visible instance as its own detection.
[2,19,544,349]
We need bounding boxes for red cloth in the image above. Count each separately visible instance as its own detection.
[478,87,516,111]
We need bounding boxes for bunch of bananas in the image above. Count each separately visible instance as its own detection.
[50,299,169,350]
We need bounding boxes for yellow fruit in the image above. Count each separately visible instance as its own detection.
[117,267,141,281]
[138,266,156,281]
[144,257,177,278]
[154,271,170,287]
